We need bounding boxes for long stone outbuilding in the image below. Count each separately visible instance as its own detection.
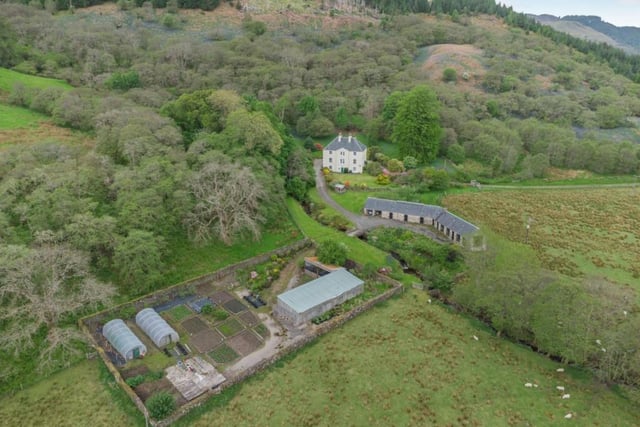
[363,197,485,250]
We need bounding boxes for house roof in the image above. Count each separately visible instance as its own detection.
[364,197,479,236]
[277,268,364,314]
[324,135,367,152]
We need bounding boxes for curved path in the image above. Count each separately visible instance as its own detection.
[314,160,448,243]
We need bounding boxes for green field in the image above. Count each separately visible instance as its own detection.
[181,290,640,426]
[0,360,139,427]
[0,103,47,129]
[445,188,640,287]
[0,68,71,94]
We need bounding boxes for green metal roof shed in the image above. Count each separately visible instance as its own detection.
[276,268,364,325]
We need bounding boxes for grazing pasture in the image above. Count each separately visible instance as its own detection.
[181,290,640,426]
[444,188,640,285]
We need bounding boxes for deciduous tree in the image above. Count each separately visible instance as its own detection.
[185,157,266,245]
[0,244,115,369]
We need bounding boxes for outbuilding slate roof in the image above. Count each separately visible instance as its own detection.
[365,197,444,218]
[364,197,479,236]
[324,135,367,152]
[277,268,364,314]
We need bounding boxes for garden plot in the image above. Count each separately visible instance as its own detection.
[226,330,263,357]
[211,290,236,304]
[238,310,260,328]
[190,328,224,353]
[182,317,210,335]
[223,299,248,314]
[209,344,240,364]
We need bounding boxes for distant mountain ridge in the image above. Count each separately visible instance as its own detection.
[532,14,640,55]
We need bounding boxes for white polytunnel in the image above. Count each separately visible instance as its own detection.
[102,319,147,360]
[135,308,180,348]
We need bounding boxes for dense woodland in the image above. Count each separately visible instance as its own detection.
[1,0,640,399]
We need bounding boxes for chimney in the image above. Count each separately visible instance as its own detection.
[338,132,342,142]
[348,134,352,142]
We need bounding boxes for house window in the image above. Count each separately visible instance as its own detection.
[340,159,345,164]
[329,151,332,154]
[353,152,356,156]
[329,158,332,163]
[353,159,356,164]
[341,151,345,156]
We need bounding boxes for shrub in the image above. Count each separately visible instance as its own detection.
[317,240,348,266]
[443,67,457,82]
[146,391,175,420]
[126,375,145,388]
[376,174,390,185]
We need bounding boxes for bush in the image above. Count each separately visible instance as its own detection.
[376,174,390,185]
[146,391,175,420]
[443,67,457,82]
[317,240,348,266]
[126,375,145,387]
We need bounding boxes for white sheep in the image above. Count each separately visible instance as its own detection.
[473,335,479,341]
[556,386,565,392]
[562,394,570,399]
[428,298,432,304]
[624,310,628,316]
[596,339,602,345]
[601,347,607,353]
[556,368,565,373]
[524,383,533,388]
[565,413,573,419]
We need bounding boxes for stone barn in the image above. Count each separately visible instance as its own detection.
[274,268,364,326]
[363,197,484,250]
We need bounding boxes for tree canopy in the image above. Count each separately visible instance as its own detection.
[391,85,443,164]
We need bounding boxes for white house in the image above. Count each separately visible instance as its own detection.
[323,134,367,173]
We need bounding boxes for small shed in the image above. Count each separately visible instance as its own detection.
[135,308,180,348]
[103,319,147,361]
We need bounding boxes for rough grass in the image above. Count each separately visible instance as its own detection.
[185,290,640,426]
[444,188,640,287]
[0,360,137,427]
[0,103,47,129]
[163,224,302,285]
[0,68,71,93]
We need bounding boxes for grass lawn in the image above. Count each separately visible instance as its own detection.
[287,198,388,267]
[163,222,302,286]
[217,318,244,337]
[0,103,47,129]
[0,67,71,93]
[0,360,138,427]
[209,344,240,364]
[168,304,193,322]
[184,290,640,426]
